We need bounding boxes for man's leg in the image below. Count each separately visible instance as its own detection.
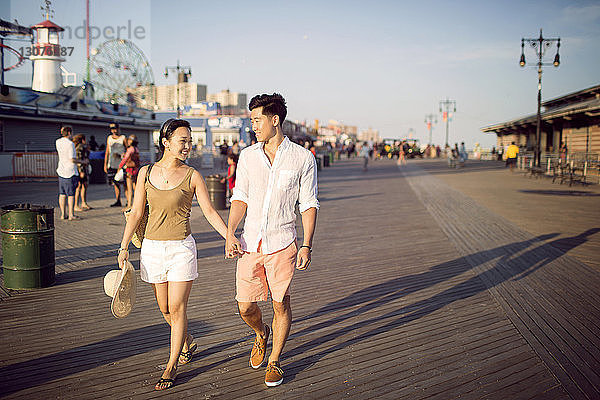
[268,295,291,363]
[67,195,76,219]
[238,301,267,337]
[58,194,67,219]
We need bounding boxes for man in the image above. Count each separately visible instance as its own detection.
[55,126,83,220]
[103,122,127,207]
[225,93,319,387]
[506,141,519,172]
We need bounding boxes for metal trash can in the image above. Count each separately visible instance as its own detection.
[1,204,55,289]
[205,175,227,210]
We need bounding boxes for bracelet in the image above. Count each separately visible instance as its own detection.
[118,247,128,252]
[299,245,312,251]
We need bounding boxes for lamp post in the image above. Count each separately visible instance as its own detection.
[164,60,192,118]
[520,29,560,167]
[424,114,437,145]
[439,99,456,147]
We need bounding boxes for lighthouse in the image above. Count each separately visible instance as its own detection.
[30,19,65,93]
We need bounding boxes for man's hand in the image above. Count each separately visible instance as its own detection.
[296,246,312,270]
[104,164,108,173]
[225,233,242,259]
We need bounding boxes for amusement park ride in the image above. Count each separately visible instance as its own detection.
[0,0,154,111]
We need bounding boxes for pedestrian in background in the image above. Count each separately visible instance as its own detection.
[55,126,83,220]
[104,123,127,207]
[72,134,92,211]
[119,134,141,211]
[360,142,370,171]
[220,153,237,203]
[505,141,519,172]
[88,135,98,151]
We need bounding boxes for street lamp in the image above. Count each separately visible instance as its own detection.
[424,114,437,145]
[164,60,192,118]
[519,29,561,167]
[439,99,456,147]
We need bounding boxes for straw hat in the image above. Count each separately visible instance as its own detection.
[104,260,137,318]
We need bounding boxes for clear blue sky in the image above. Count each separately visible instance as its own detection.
[3,0,600,147]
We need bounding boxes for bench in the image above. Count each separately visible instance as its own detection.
[568,163,588,186]
[551,160,569,184]
[526,166,545,179]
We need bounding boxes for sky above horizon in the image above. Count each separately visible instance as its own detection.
[3,0,600,148]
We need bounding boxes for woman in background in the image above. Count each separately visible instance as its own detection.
[73,134,91,211]
[119,134,141,211]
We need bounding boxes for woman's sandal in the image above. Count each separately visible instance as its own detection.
[154,377,175,391]
[178,342,197,365]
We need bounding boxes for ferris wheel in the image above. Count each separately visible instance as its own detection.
[90,39,154,104]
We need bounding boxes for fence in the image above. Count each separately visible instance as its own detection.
[12,152,59,181]
[517,152,600,184]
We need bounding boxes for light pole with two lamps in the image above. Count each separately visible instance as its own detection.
[164,60,192,118]
[519,29,561,167]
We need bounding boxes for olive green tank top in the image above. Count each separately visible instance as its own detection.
[145,167,194,240]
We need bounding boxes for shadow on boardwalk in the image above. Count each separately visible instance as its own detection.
[1,227,596,396]
[282,229,598,381]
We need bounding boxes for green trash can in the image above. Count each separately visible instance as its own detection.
[1,204,55,289]
[205,175,227,210]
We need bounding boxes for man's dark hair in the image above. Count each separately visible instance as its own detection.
[249,93,287,126]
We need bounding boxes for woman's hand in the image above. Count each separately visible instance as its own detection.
[117,249,129,268]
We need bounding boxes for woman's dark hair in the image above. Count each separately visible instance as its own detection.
[227,153,238,163]
[72,134,84,145]
[248,93,287,126]
[127,134,139,147]
[158,118,191,152]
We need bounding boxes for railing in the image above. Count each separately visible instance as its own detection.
[517,152,599,184]
[12,152,59,181]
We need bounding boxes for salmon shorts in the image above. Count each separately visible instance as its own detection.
[236,241,297,303]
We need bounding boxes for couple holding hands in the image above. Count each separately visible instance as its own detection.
[118,93,319,391]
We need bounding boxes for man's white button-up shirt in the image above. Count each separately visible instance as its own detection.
[230,136,320,254]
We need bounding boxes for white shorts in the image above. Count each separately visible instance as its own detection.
[140,234,198,283]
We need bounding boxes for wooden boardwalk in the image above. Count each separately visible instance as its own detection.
[1,157,599,399]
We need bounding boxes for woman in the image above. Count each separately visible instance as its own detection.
[72,134,91,211]
[118,134,141,210]
[118,119,233,391]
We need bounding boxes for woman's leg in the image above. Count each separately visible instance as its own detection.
[74,182,82,211]
[125,176,134,209]
[152,283,192,351]
[155,281,193,388]
[81,181,90,208]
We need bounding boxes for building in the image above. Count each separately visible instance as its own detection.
[131,82,207,111]
[482,84,600,156]
[207,89,247,115]
[358,128,380,143]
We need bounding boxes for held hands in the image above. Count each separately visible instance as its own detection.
[296,246,312,270]
[225,233,243,259]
